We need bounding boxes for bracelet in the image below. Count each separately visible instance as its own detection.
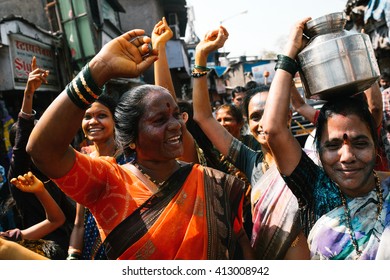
[191,70,209,78]
[66,63,103,110]
[20,109,36,117]
[67,248,82,260]
[274,54,299,76]
[194,64,210,71]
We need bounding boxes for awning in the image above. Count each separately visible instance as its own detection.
[213,66,227,77]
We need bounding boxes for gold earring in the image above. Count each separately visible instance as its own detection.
[129,143,136,149]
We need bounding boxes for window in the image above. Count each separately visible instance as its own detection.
[102,0,120,28]
[44,1,62,33]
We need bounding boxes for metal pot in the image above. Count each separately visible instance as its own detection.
[297,12,380,100]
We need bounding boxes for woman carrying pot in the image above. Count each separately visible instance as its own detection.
[262,16,390,260]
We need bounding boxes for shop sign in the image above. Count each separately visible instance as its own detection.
[9,33,60,91]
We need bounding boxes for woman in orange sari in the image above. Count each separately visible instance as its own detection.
[26,29,252,259]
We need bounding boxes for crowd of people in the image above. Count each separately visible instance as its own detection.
[0,15,389,260]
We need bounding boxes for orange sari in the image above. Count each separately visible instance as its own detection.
[53,152,245,259]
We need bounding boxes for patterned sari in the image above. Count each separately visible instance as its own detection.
[251,163,301,259]
[308,180,390,260]
[54,152,246,260]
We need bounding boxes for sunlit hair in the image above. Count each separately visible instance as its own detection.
[315,94,379,154]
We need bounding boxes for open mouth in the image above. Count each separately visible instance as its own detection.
[166,135,181,145]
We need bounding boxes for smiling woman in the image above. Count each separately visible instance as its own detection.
[261,16,390,260]
[26,29,253,260]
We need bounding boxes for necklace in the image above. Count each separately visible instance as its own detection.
[338,171,383,259]
[133,162,166,188]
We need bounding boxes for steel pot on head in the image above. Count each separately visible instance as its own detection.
[297,12,380,100]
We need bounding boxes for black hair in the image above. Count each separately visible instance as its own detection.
[215,103,244,124]
[17,239,67,259]
[115,84,168,157]
[242,84,270,119]
[315,94,379,154]
[245,80,259,90]
[231,86,246,99]
[95,94,117,118]
[380,70,390,80]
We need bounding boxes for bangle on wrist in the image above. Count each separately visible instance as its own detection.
[191,70,209,78]
[67,248,82,260]
[66,63,103,110]
[194,64,211,71]
[274,54,299,76]
[20,109,36,118]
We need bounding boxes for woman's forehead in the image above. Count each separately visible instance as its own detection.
[323,114,372,137]
[142,92,178,113]
[249,92,268,110]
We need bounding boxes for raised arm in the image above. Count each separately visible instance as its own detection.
[8,57,49,180]
[10,172,65,240]
[192,26,233,156]
[262,17,312,176]
[27,29,157,178]
[290,82,317,124]
[152,17,176,99]
[152,18,198,163]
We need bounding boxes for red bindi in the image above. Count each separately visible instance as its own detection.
[166,102,170,108]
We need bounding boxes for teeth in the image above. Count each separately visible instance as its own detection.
[167,136,181,143]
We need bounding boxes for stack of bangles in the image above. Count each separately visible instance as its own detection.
[191,64,211,78]
[67,248,82,260]
[66,63,103,110]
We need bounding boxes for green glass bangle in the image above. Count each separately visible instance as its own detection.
[274,54,299,76]
[194,64,211,72]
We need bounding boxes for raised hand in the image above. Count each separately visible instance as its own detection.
[195,26,229,58]
[10,171,44,194]
[152,17,173,48]
[90,29,158,86]
[25,56,49,96]
[284,17,311,59]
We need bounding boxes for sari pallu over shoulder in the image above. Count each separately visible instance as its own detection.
[203,166,246,259]
[102,164,246,260]
[102,163,193,260]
